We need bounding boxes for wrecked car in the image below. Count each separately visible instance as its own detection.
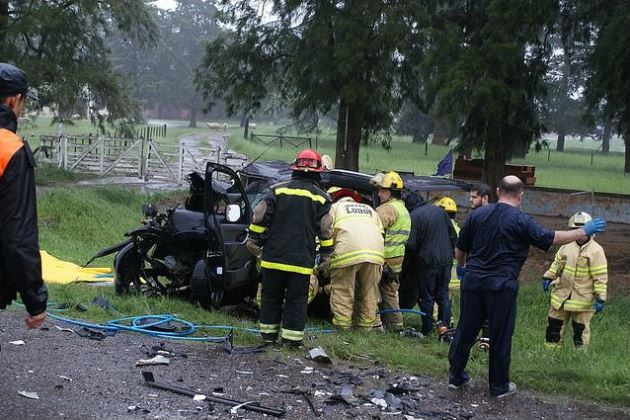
[88,160,471,311]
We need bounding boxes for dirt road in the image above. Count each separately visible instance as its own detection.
[1,311,627,420]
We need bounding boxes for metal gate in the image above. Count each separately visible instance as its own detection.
[37,135,248,184]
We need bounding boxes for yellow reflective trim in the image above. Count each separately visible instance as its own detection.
[331,249,384,264]
[260,260,313,275]
[275,187,325,204]
[333,315,352,329]
[593,284,606,292]
[281,328,304,341]
[320,238,334,247]
[259,323,280,334]
[333,213,373,227]
[249,223,267,233]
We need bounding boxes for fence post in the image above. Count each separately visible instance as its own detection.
[590,152,594,166]
[62,136,68,170]
[279,136,283,148]
[315,136,318,149]
[425,142,428,156]
[99,137,105,175]
[178,142,184,184]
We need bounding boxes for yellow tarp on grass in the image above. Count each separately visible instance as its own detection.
[41,250,113,284]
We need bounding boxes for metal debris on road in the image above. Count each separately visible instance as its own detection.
[135,355,170,367]
[58,375,72,382]
[9,340,25,345]
[141,371,285,417]
[54,325,74,333]
[223,330,266,355]
[18,391,39,400]
[127,405,150,414]
[74,327,115,341]
[308,347,332,364]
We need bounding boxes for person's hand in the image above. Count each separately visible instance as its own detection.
[541,277,552,292]
[25,311,47,329]
[583,218,607,236]
[593,298,605,314]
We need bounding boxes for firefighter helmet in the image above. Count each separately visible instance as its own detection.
[291,149,325,172]
[436,197,457,213]
[369,171,403,190]
[327,186,361,203]
[568,212,592,229]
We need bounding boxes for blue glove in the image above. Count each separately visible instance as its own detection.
[541,277,552,292]
[593,298,605,314]
[456,265,465,281]
[582,218,607,236]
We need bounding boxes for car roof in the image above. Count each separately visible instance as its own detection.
[240,160,471,193]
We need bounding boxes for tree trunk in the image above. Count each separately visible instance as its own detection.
[158,103,164,120]
[240,111,247,127]
[556,125,566,152]
[189,106,198,128]
[243,116,250,139]
[624,132,630,173]
[482,129,505,202]
[334,100,361,171]
[412,131,426,144]
[512,140,529,159]
[602,118,611,155]
[432,121,448,145]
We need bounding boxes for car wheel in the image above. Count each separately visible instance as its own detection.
[114,243,140,295]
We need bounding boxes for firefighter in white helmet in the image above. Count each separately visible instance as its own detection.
[542,212,608,349]
[369,171,411,331]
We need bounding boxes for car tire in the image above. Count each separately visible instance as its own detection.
[114,243,140,295]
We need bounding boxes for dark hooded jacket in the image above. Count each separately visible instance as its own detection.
[0,104,47,315]
[403,191,457,268]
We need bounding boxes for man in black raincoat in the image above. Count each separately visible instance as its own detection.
[0,62,48,329]
[403,191,457,336]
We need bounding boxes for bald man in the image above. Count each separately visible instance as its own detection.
[448,176,606,398]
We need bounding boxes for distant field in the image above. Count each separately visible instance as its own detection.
[228,124,630,195]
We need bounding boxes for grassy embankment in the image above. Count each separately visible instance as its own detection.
[33,187,630,406]
[229,124,630,194]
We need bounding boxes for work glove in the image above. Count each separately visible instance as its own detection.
[582,218,607,236]
[541,277,553,292]
[381,265,398,285]
[593,298,605,314]
[456,265,465,281]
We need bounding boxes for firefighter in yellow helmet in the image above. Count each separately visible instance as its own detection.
[325,187,384,330]
[369,171,411,331]
[436,197,461,292]
[542,212,608,349]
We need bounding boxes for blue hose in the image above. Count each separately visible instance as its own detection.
[47,311,334,342]
[378,308,427,317]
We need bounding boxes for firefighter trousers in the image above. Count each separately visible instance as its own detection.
[376,274,404,330]
[259,268,310,344]
[448,288,517,397]
[330,262,382,330]
[545,306,594,348]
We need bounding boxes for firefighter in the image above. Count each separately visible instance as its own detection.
[246,149,333,348]
[326,187,384,330]
[369,171,411,331]
[0,63,48,329]
[542,212,608,349]
[437,197,461,292]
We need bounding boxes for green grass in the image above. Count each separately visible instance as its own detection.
[34,187,630,406]
[228,124,630,194]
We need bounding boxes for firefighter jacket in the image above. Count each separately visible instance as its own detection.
[247,173,333,275]
[328,197,384,271]
[376,198,411,273]
[544,238,607,311]
[450,219,461,288]
[0,104,47,315]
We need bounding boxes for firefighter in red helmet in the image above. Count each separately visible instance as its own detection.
[247,149,334,347]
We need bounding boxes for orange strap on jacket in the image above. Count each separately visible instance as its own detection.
[0,128,23,177]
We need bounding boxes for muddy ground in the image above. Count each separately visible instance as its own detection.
[1,311,628,420]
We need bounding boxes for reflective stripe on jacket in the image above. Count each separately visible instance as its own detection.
[544,239,607,311]
[247,175,333,275]
[329,197,384,270]
[376,198,411,263]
